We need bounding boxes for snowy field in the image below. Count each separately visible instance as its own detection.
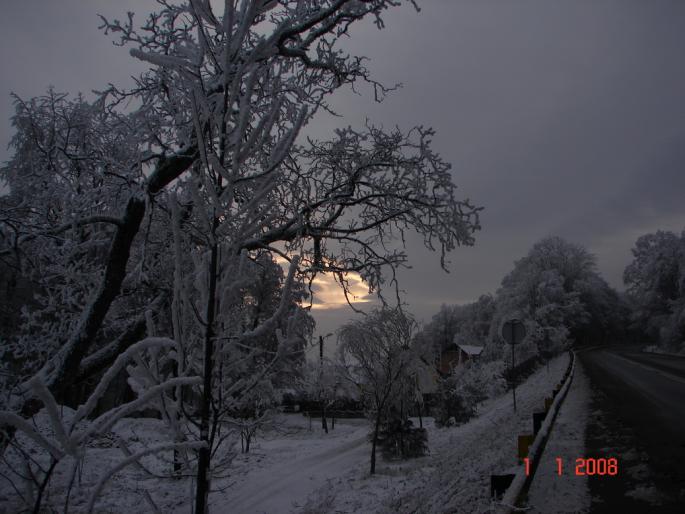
[0,354,587,513]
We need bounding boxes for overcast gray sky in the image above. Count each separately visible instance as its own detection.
[2,0,685,335]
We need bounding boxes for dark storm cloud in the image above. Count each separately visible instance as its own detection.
[2,0,685,332]
[312,0,685,324]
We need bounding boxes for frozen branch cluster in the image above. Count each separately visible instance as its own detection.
[0,1,481,511]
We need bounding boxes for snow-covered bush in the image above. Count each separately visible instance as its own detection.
[0,338,203,513]
[459,360,505,401]
[377,414,428,460]
[434,360,506,427]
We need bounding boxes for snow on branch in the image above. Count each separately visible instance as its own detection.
[72,337,179,426]
[85,376,201,440]
[86,440,207,514]
[0,412,64,461]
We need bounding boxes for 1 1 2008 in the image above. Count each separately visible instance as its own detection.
[524,457,618,476]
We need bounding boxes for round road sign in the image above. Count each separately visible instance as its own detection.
[502,318,526,345]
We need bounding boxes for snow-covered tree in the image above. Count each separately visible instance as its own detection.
[453,294,496,347]
[424,304,466,352]
[624,229,685,351]
[337,308,421,473]
[1,1,481,511]
[492,236,619,360]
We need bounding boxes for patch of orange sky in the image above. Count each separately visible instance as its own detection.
[274,255,374,310]
[308,272,374,310]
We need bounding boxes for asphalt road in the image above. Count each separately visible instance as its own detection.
[579,347,685,513]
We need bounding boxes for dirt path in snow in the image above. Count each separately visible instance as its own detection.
[214,431,369,513]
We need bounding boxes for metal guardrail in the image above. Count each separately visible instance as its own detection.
[496,350,576,513]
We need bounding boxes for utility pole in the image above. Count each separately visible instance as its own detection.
[502,318,526,413]
[319,335,328,433]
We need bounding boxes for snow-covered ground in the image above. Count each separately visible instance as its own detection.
[299,354,577,514]
[1,354,586,513]
[206,415,370,514]
[0,415,195,513]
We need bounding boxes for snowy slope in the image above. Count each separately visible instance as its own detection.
[301,354,576,514]
[0,355,586,514]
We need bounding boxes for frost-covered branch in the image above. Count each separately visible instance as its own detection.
[85,440,206,514]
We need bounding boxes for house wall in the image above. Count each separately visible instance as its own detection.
[438,349,470,375]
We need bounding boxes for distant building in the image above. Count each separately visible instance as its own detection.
[417,342,485,414]
[438,343,484,375]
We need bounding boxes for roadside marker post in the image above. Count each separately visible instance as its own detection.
[533,412,545,435]
[517,434,534,462]
[491,474,516,500]
[502,318,526,412]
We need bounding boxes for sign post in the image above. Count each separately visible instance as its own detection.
[541,329,552,374]
[502,318,526,412]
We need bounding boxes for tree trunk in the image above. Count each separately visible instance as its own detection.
[194,239,219,514]
[54,196,146,402]
[399,398,405,457]
[2,149,195,455]
[173,448,182,475]
[370,414,381,475]
[322,404,328,434]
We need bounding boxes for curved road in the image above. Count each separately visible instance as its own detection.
[579,346,685,513]
[216,432,368,513]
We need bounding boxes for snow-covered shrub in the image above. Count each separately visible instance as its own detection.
[227,378,278,453]
[454,360,507,402]
[433,377,468,427]
[0,338,202,513]
[434,360,507,427]
[377,415,428,460]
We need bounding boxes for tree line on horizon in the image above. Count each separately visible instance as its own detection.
[418,230,685,363]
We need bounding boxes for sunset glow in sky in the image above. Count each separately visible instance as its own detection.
[273,255,375,311]
[308,273,375,311]
[2,0,685,338]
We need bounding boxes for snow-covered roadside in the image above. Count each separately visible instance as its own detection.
[0,412,369,514]
[527,359,591,513]
[205,415,370,514]
[0,356,584,514]
[301,354,575,514]
[0,415,194,514]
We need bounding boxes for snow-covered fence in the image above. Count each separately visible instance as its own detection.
[496,350,576,513]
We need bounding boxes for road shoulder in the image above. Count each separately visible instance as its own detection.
[527,357,591,513]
